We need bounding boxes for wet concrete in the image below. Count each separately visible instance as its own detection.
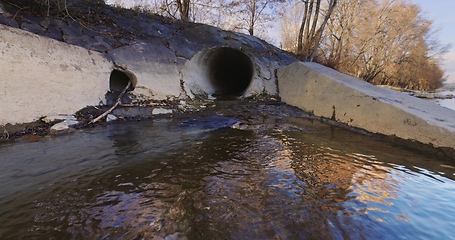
[278,62,455,153]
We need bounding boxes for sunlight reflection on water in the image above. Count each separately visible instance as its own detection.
[433,91,455,111]
[0,103,454,239]
[435,98,455,111]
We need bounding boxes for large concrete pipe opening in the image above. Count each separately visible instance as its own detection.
[182,47,256,99]
[207,47,254,97]
[109,69,137,91]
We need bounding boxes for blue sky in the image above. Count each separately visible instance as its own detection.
[410,1,455,83]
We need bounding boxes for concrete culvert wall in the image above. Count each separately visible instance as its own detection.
[110,69,137,91]
[183,47,255,99]
[0,24,112,126]
[208,48,254,97]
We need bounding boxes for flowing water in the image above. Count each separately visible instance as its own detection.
[0,102,454,239]
[433,90,455,111]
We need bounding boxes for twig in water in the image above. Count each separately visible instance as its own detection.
[89,80,131,124]
[3,129,9,139]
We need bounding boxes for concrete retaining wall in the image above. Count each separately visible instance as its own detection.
[277,62,455,149]
[183,47,261,98]
[0,24,113,126]
[6,16,454,153]
[108,41,183,100]
[0,21,291,126]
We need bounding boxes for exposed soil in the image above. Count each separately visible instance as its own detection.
[1,121,53,142]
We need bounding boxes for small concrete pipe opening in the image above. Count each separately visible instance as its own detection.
[207,47,254,97]
[183,47,255,99]
[109,69,137,92]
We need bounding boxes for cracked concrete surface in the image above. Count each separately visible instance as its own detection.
[1,2,454,156]
[278,62,455,150]
[0,24,112,125]
[0,2,296,125]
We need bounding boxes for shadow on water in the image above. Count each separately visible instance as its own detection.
[0,102,454,239]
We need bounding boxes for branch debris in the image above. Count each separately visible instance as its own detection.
[89,80,131,124]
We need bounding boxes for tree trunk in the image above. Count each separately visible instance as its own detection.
[176,0,190,21]
[297,0,309,54]
[297,0,337,61]
[308,0,337,61]
[249,0,256,35]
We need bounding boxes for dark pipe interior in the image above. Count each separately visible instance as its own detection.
[110,69,134,91]
[207,48,254,97]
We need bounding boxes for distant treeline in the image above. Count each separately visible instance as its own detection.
[280,0,449,91]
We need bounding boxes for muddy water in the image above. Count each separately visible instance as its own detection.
[0,102,454,239]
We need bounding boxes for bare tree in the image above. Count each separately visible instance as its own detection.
[105,0,285,37]
[318,0,362,69]
[319,0,449,90]
[279,0,303,52]
[176,0,190,21]
[224,0,280,36]
[190,0,230,28]
[119,0,190,20]
[297,0,337,61]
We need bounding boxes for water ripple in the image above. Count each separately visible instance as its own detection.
[0,105,454,239]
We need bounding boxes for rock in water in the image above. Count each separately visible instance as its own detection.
[152,108,173,115]
[106,114,118,122]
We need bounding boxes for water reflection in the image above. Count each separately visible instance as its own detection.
[281,118,455,239]
[0,104,454,239]
[433,91,455,111]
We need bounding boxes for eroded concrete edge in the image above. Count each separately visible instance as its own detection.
[277,62,455,150]
[0,23,290,126]
[0,24,112,126]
